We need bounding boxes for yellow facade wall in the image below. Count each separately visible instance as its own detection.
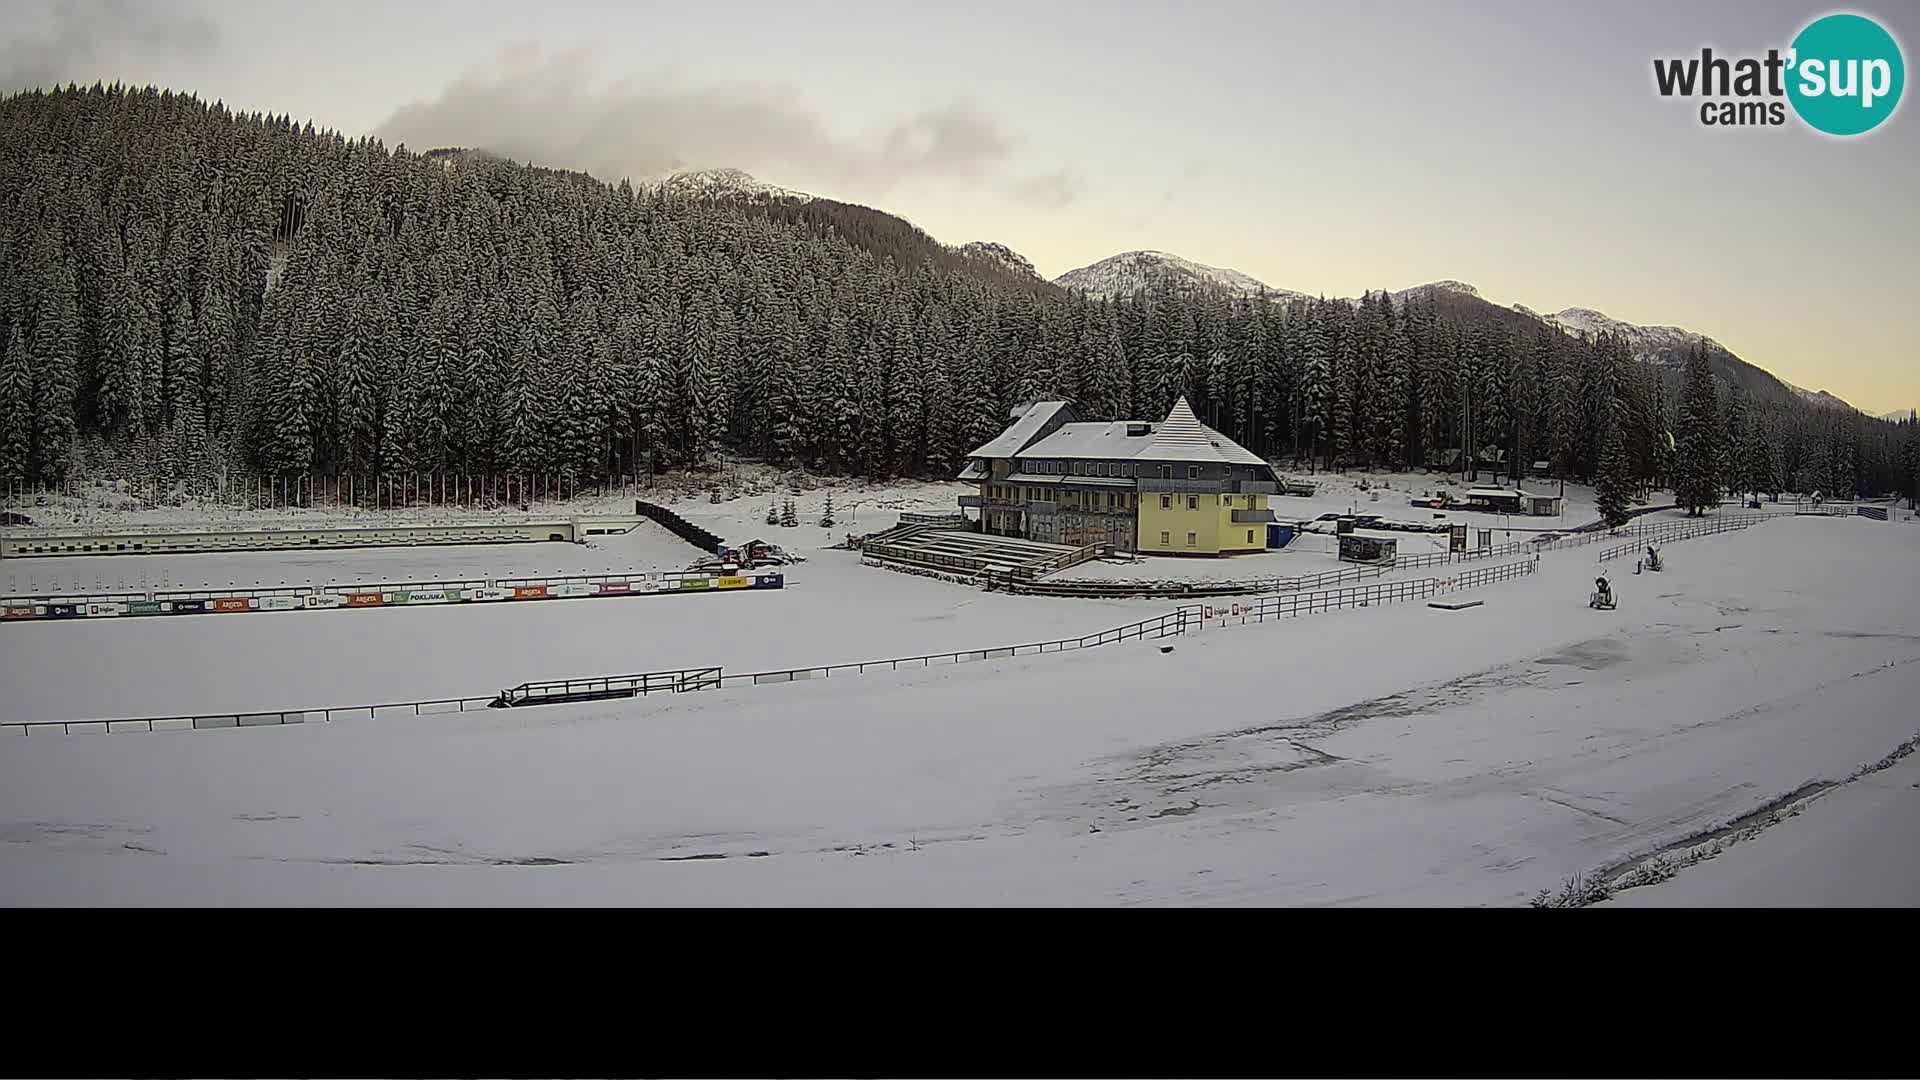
[1134,492,1269,556]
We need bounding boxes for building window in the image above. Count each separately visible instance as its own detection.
[1160,531,1170,546]
[1188,465,1200,479]
[1223,494,1233,507]
[1160,465,1171,479]
[1186,532,1197,547]
[1160,495,1171,509]
[1247,530,1255,544]
[1186,495,1198,511]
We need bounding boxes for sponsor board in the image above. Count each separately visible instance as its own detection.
[127,600,169,616]
[4,604,44,620]
[387,589,456,604]
[716,576,748,590]
[47,603,83,618]
[596,581,633,595]
[258,596,301,612]
[211,598,253,613]
[678,577,710,591]
[468,587,513,602]
[304,594,347,609]
[753,574,784,589]
[346,592,384,607]
[551,583,595,598]
[512,585,549,600]
[86,601,127,617]
[171,599,207,614]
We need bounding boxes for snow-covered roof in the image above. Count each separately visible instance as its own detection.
[1021,421,1161,461]
[956,460,988,481]
[1466,487,1528,498]
[1017,398,1273,471]
[1143,397,1271,467]
[967,401,1072,460]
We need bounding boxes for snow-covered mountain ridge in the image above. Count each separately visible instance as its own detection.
[1054,250,1310,302]
[652,167,812,202]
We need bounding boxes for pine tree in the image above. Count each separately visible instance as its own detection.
[820,491,835,528]
[0,324,32,483]
[780,496,797,527]
[1673,346,1722,515]
[1595,417,1634,528]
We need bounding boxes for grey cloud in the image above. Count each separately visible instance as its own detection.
[1007,168,1084,210]
[0,0,219,91]
[376,46,1058,200]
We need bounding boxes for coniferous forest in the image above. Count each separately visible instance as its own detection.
[2,84,1916,514]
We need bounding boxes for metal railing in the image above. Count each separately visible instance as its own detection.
[713,608,1194,688]
[1192,558,1539,627]
[1597,514,1767,562]
[1006,560,1391,599]
[492,667,724,708]
[4,693,503,735]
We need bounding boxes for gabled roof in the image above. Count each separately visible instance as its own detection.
[967,400,1072,460]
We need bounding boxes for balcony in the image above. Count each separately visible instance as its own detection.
[1232,509,1277,524]
[1136,476,1229,494]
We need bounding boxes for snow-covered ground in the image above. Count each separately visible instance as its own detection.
[1,522,715,596]
[0,472,969,537]
[1605,750,1920,907]
[3,514,1915,906]
[0,544,1160,723]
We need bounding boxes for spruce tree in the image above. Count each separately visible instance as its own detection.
[0,324,32,483]
[1595,414,1635,528]
[1673,346,1722,515]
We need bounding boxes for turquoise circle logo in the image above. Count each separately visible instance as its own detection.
[1787,13,1905,135]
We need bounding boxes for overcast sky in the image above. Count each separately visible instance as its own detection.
[3,0,1915,413]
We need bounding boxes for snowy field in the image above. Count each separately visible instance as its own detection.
[3,513,1916,906]
[0,545,1162,723]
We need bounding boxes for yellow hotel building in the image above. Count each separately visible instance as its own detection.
[957,396,1279,556]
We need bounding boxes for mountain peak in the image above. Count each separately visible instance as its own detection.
[653,167,811,202]
[1396,280,1480,300]
[953,240,1040,281]
[1054,249,1308,301]
[1540,306,1722,364]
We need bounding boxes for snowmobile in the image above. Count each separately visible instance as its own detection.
[1590,575,1617,610]
[1644,545,1663,573]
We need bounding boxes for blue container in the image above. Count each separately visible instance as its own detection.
[1267,523,1297,549]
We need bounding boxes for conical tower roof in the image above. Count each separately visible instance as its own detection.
[1143,396,1215,460]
